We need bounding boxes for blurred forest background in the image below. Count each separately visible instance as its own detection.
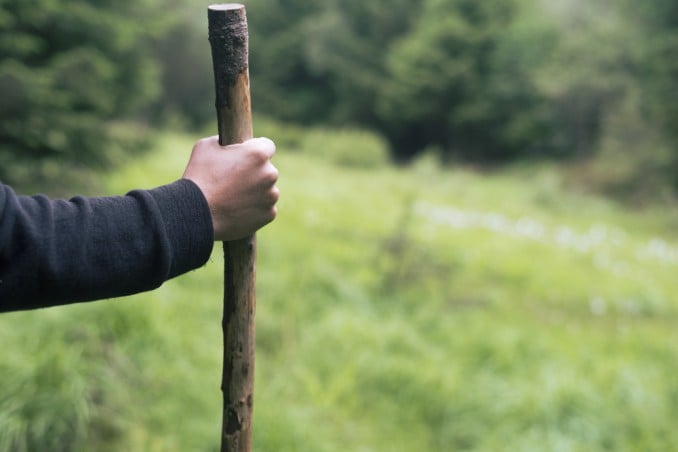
[1,0,677,198]
[1,0,678,451]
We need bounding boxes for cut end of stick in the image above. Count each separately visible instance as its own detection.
[208,4,244,11]
[208,2,249,107]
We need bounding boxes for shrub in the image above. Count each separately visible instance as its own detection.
[298,127,390,169]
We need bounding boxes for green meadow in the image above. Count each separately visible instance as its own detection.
[2,125,678,451]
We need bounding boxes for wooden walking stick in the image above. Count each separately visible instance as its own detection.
[207,4,255,451]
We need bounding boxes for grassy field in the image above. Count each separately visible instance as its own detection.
[2,127,678,451]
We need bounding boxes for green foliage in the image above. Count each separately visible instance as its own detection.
[625,0,678,151]
[245,0,418,126]
[3,0,677,194]
[301,0,418,124]
[245,0,329,123]
[254,115,390,169]
[0,302,153,451]
[245,0,678,174]
[297,128,389,168]
[148,6,214,129]
[377,0,555,161]
[0,0,172,186]
[3,130,678,450]
[533,0,678,198]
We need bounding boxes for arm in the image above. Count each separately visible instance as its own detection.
[0,179,213,311]
[0,136,278,312]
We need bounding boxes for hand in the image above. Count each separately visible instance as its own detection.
[182,136,279,241]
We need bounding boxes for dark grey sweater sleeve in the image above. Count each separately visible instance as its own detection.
[0,179,214,311]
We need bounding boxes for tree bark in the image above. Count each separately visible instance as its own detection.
[208,5,255,452]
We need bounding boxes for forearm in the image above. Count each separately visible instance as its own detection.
[0,179,213,311]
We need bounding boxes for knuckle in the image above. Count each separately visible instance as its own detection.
[250,147,270,164]
[200,136,218,147]
[249,137,275,160]
[264,165,279,184]
[267,205,278,222]
[256,137,276,154]
[268,186,280,203]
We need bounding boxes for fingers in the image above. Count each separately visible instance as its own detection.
[223,137,276,160]
[263,164,280,188]
[185,135,279,241]
[248,137,276,158]
[240,138,279,189]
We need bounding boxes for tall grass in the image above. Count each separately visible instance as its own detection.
[2,126,678,450]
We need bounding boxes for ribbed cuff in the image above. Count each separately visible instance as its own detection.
[146,179,214,278]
